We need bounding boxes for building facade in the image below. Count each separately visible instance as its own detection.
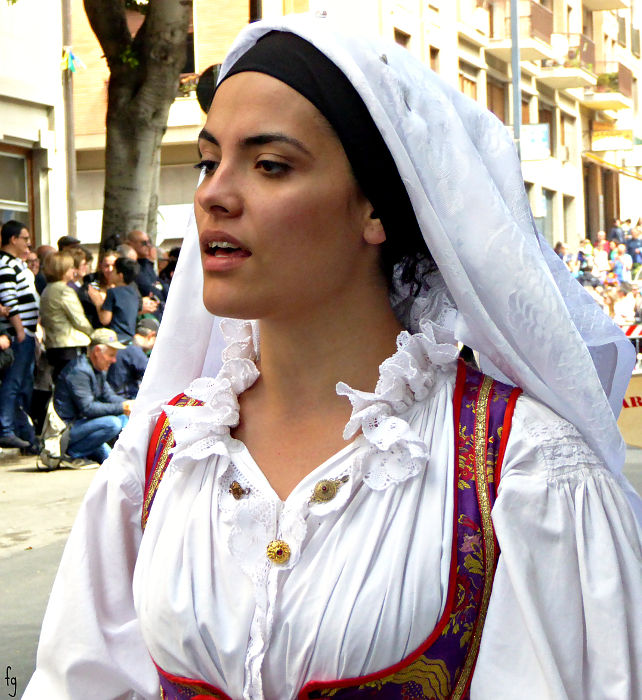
[0,0,72,247]
[71,0,642,249]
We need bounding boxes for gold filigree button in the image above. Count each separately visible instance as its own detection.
[229,481,250,500]
[266,539,291,564]
[310,475,349,504]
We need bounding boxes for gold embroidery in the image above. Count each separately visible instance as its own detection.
[319,658,451,699]
[452,375,495,699]
[142,397,202,531]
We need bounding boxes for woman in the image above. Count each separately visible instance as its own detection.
[82,249,118,328]
[25,15,641,700]
[39,251,93,381]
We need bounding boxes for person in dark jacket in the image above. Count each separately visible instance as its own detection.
[91,257,141,343]
[54,328,133,463]
[106,321,157,399]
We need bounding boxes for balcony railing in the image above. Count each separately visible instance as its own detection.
[593,61,633,98]
[632,27,641,58]
[545,33,595,70]
[498,0,553,44]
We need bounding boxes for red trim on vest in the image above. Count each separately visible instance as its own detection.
[495,387,522,489]
[299,362,470,699]
[154,660,233,700]
[145,393,185,482]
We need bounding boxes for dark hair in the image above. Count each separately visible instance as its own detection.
[169,246,182,261]
[222,31,434,293]
[102,233,122,252]
[1,220,27,247]
[115,256,140,285]
[159,259,176,283]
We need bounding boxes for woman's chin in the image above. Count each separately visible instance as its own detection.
[202,292,259,320]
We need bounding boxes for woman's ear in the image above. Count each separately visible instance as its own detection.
[363,209,386,245]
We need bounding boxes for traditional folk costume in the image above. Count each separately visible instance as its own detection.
[25,13,642,700]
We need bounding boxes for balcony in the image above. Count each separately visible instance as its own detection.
[457,0,491,47]
[539,33,597,89]
[581,0,629,10]
[581,61,633,111]
[486,0,556,63]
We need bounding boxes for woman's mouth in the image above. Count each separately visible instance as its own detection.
[207,240,250,258]
[202,237,251,272]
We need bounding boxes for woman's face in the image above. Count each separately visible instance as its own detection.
[194,71,385,321]
[100,255,117,285]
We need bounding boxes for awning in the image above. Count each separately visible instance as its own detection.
[582,152,642,182]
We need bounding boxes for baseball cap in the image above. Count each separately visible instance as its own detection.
[57,235,81,250]
[136,317,160,333]
[90,328,127,349]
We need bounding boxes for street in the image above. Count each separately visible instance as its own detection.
[1,446,642,698]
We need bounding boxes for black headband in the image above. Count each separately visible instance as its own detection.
[218,32,423,262]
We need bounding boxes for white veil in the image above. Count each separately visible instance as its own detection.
[132,13,640,519]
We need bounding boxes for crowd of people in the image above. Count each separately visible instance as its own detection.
[0,219,179,467]
[554,217,642,327]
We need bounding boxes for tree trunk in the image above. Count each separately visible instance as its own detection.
[83,0,193,247]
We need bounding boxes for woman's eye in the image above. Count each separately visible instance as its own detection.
[256,160,291,176]
[194,160,219,176]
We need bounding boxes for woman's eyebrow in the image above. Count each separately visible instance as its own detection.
[242,133,312,156]
[197,128,311,157]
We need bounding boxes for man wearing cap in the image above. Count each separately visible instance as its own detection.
[54,328,133,465]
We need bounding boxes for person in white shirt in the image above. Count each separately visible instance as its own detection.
[25,15,641,700]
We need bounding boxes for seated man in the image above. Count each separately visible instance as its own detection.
[106,319,157,399]
[54,329,132,465]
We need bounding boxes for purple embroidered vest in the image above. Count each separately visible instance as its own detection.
[143,359,521,700]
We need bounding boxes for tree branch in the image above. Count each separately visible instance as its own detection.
[83,0,132,68]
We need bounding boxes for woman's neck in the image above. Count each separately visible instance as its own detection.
[254,288,403,414]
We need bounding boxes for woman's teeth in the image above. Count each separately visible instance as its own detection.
[209,241,238,249]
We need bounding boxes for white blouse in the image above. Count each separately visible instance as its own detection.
[24,321,642,700]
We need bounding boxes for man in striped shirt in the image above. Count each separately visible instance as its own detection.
[0,220,39,450]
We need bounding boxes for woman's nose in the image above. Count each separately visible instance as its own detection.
[195,161,242,216]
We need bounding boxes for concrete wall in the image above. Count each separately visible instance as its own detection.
[0,0,69,246]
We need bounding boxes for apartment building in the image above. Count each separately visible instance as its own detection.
[71,0,642,248]
[0,0,71,246]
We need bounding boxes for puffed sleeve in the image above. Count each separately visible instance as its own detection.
[472,395,642,700]
[23,407,162,700]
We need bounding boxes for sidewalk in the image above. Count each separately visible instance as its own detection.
[0,449,95,559]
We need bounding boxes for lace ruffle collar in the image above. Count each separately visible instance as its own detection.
[163,287,459,489]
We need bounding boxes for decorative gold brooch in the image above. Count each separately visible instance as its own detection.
[309,475,350,504]
[266,539,291,564]
[229,481,250,500]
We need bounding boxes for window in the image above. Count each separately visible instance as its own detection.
[181,20,195,75]
[250,0,262,22]
[487,79,506,123]
[0,148,31,228]
[460,74,477,99]
[394,28,411,48]
[459,62,478,99]
[538,104,554,155]
[522,98,531,125]
[543,188,555,246]
[430,46,440,72]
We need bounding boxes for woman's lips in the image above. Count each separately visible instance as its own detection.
[202,245,251,272]
[200,231,251,272]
